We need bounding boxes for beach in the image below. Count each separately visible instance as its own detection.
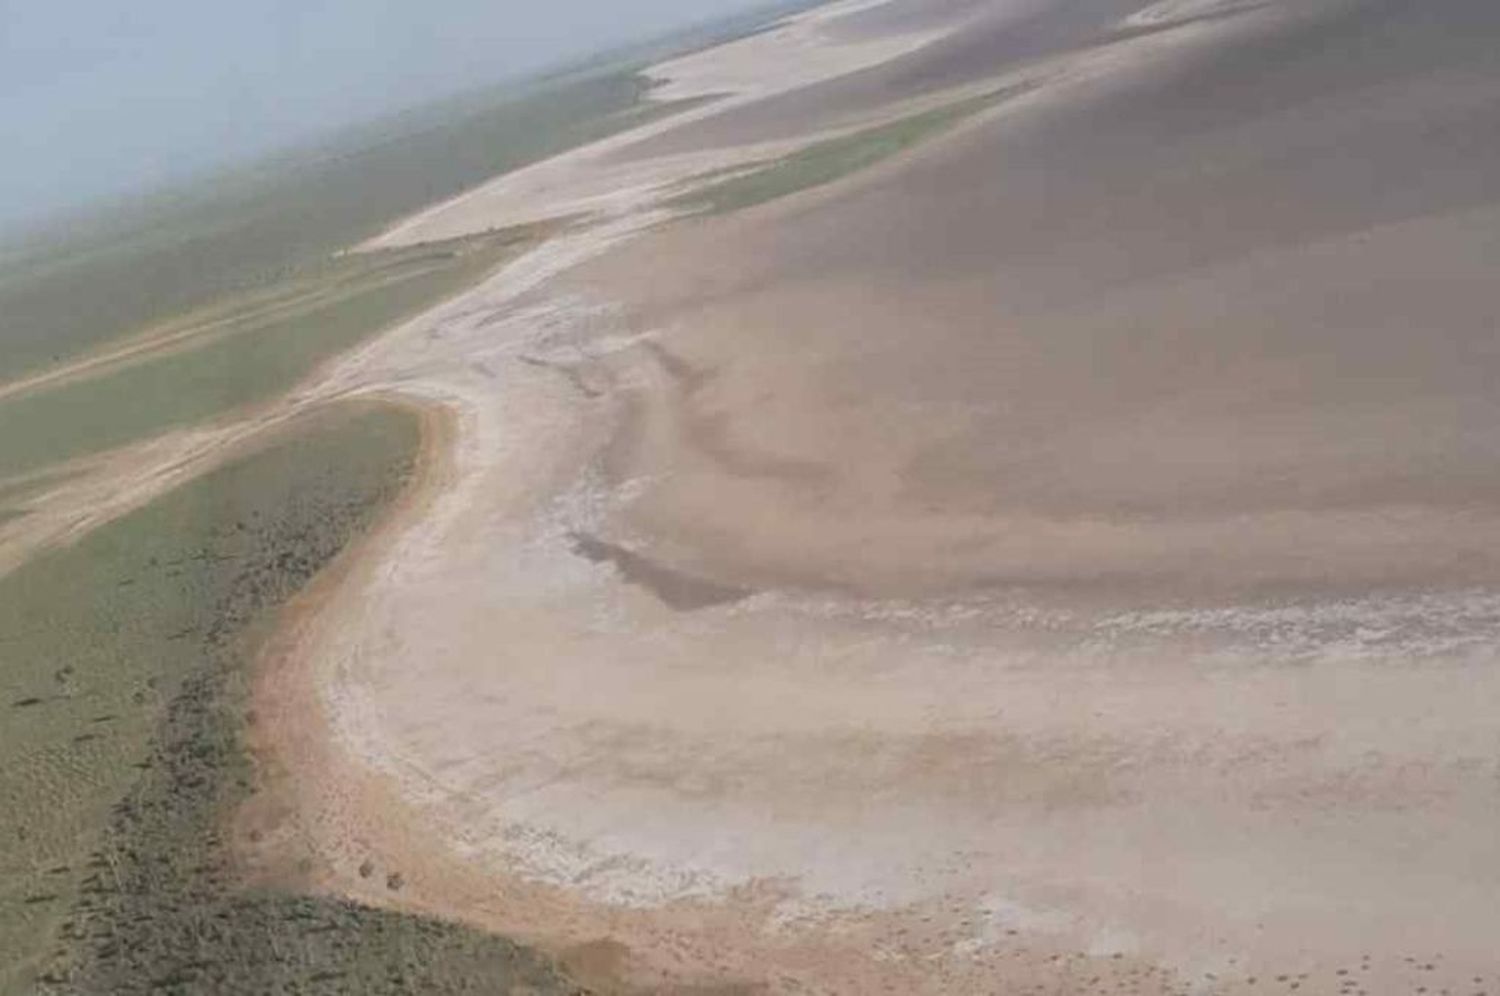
[237,0,1500,992]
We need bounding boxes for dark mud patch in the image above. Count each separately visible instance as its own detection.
[570,532,753,610]
[517,353,608,399]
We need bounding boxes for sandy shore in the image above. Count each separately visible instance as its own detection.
[360,0,959,251]
[14,0,1500,992]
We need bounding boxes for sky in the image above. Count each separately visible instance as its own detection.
[0,0,761,231]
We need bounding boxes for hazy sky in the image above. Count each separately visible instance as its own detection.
[0,0,760,230]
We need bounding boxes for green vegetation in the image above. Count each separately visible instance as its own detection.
[0,403,413,989]
[0,230,524,482]
[0,403,580,995]
[670,91,1004,215]
[0,69,681,381]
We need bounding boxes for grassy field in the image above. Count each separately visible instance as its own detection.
[0,7,829,480]
[670,90,1007,215]
[0,402,582,995]
[0,69,679,383]
[0,229,532,483]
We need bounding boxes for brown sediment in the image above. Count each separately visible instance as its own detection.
[230,1,1500,993]
[239,396,460,890]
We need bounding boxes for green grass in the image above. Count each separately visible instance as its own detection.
[0,232,521,482]
[670,91,1003,215]
[0,403,417,990]
[0,70,681,382]
[0,402,581,995]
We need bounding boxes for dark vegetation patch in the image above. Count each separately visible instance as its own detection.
[0,404,583,995]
